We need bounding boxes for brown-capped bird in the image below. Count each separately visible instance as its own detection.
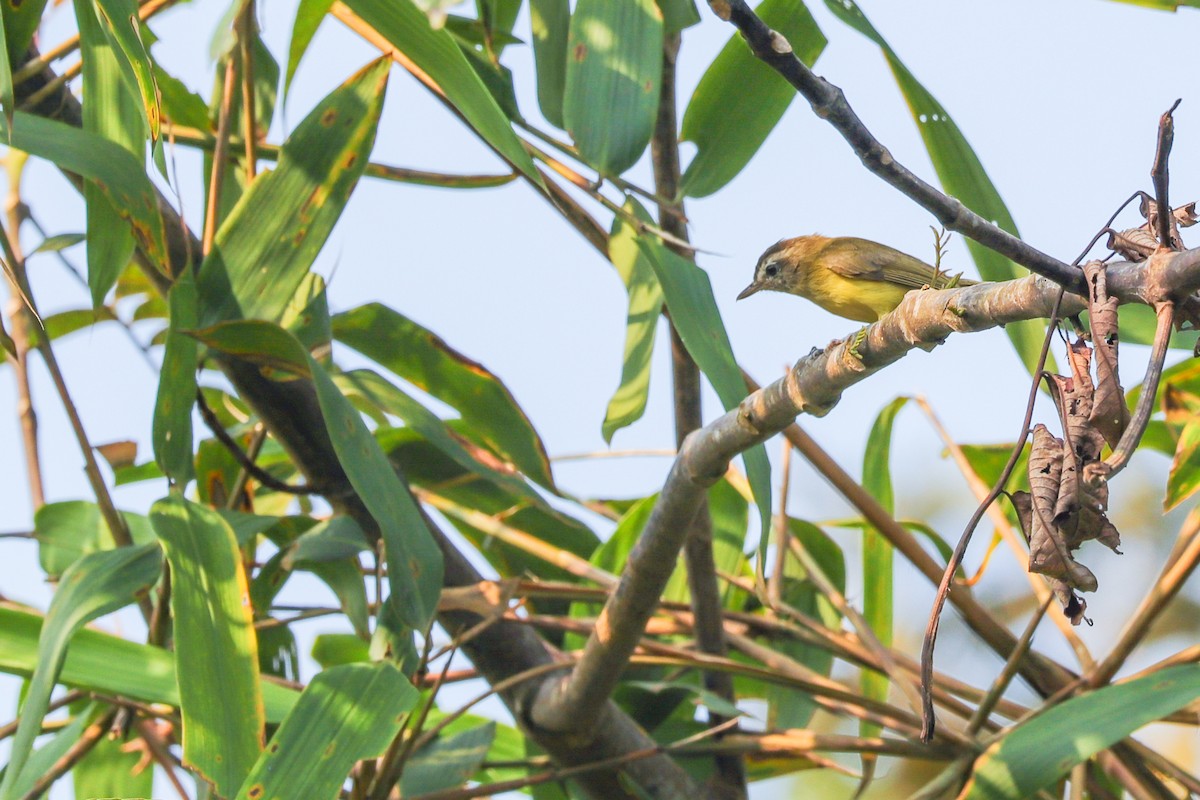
[737,235,976,323]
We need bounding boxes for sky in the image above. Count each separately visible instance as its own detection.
[3,0,1200,797]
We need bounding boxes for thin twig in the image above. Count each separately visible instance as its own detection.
[236,0,258,182]
[1151,101,1181,250]
[702,0,1079,290]
[967,594,1052,737]
[920,287,1066,741]
[1087,506,1200,686]
[203,58,238,256]
[195,390,325,496]
[915,395,1094,669]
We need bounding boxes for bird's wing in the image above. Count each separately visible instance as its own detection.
[824,238,976,289]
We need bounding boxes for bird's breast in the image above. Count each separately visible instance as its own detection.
[803,267,911,323]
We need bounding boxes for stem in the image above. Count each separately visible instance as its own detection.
[650,29,744,797]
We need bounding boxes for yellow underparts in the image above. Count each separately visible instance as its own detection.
[802,269,910,323]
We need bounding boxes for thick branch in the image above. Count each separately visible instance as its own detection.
[535,250,1200,726]
[14,49,699,800]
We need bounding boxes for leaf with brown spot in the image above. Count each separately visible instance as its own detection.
[197,58,389,326]
[1084,261,1128,448]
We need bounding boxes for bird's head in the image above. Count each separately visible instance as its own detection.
[737,235,828,300]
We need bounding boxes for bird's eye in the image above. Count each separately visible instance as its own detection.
[764,263,779,277]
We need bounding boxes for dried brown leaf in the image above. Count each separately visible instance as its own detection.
[1107,227,1158,261]
[1027,424,1098,594]
[1083,261,1128,448]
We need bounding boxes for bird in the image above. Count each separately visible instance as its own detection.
[736,234,976,323]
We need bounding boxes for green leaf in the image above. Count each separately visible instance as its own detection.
[34,501,155,578]
[1165,418,1200,511]
[401,722,496,795]
[7,705,94,800]
[859,395,907,738]
[680,0,826,198]
[602,200,664,442]
[0,112,168,271]
[563,0,663,175]
[963,664,1200,799]
[623,198,773,546]
[0,0,48,129]
[333,303,556,489]
[188,318,314,377]
[379,426,598,589]
[824,0,1051,376]
[197,57,387,326]
[338,369,545,505]
[312,633,370,668]
[72,706,156,800]
[75,0,144,305]
[339,0,540,182]
[153,270,198,485]
[656,0,700,32]
[150,496,264,797]
[286,515,371,565]
[767,519,843,729]
[235,663,419,800]
[302,558,372,638]
[308,354,444,629]
[29,232,85,255]
[0,544,161,800]
[529,0,568,127]
[0,606,299,721]
[90,0,162,143]
[284,0,336,100]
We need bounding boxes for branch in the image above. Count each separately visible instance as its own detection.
[532,250,1200,728]
[702,0,1081,291]
[12,48,701,800]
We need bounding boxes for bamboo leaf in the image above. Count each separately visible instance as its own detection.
[0,544,161,800]
[0,112,168,271]
[963,664,1200,799]
[75,0,144,305]
[235,663,418,800]
[859,395,908,739]
[285,0,336,100]
[0,606,299,721]
[624,198,773,547]
[197,57,387,326]
[333,303,556,490]
[308,355,445,629]
[400,722,496,795]
[34,501,155,578]
[90,0,162,143]
[563,0,663,175]
[767,519,843,729]
[188,318,314,378]
[1165,418,1200,510]
[680,0,826,198]
[152,270,198,485]
[823,0,1052,376]
[602,200,664,443]
[150,496,264,797]
[529,0,568,127]
[339,0,540,183]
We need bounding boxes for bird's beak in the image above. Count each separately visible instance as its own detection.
[736,282,761,301]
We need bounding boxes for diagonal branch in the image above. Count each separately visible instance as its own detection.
[702,0,1081,291]
[531,250,1200,729]
[13,49,701,800]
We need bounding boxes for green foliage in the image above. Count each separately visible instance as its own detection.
[2,2,1196,798]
